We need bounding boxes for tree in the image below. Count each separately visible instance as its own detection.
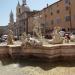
[0,28,4,37]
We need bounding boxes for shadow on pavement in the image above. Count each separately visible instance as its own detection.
[0,55,75,71]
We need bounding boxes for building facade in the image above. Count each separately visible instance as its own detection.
[8,0,75,38]
[8,0,37,37]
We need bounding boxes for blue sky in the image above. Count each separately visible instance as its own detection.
[0,0,59,26]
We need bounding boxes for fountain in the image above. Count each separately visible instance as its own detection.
[0,24,75,61]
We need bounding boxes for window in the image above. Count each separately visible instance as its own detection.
[66,6,69,10]
[57,10,60,14]
[64,0,69,4]
[24,27,25,31]
[51,20,54,25]
[64,0,70,5]
[19,8,20,13]
[45,14,47,18]
[65,16,71,21]
[57,4,59,7]
[56,17,61,24]
[73,15,75,20]
[51,12,53,15]
[24,22,25,25]
[41,24,45,27]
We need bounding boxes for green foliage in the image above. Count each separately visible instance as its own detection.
[0,28,4,37]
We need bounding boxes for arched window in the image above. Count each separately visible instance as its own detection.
[18,8,20,13]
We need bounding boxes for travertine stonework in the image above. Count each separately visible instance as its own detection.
[0,43,75,61]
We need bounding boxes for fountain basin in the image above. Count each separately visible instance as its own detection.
[0,43,75,61]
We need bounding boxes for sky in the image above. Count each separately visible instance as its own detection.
[0,0,59,26]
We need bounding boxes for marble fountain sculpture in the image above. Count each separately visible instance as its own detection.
[48,27,64,44]
[21,32,43,48]
[7,29,14,45]
[20,25,75,60]
[0,25,75,61]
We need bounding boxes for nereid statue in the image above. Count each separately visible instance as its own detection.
[49,27,63,44]
[7,30,14,45]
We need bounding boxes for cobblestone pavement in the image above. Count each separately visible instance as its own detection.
[0,59,75,75]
